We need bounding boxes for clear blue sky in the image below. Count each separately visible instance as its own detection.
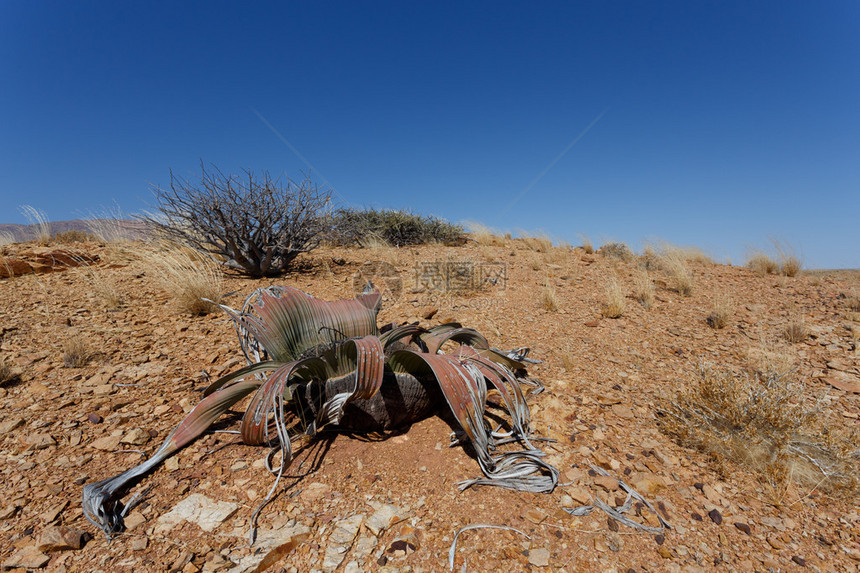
[2,1,858,268]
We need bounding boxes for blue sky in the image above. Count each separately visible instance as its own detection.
[2,1,858,268]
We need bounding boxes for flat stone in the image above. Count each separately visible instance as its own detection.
[630,473,665,495]
[593,475,619,492]
[23,432,56,450]
[37,525,88,551]
[0,416,25,434]
[121,427,151,446]
[366,503,404,535]
[226,525,311,573]
[528,547,550,567]
[90,434,122,451]
[3,546,50,569]
[823,373,860,393]
[322,514,365,572]
[155,494,239,533]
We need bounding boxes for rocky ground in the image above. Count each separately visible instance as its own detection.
[1,238,858,572]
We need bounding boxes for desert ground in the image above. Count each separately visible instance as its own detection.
[1,236,858,572]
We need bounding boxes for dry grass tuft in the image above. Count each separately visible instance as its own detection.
[63,335,93,368]
[20,205,51,244]
[660,364,858,496]
[539,279,559,312]
[745,343,797,379]
[140,243,224,316]
[843,294,860,313]
[706,294,734,329]
[746,252,779,277]
[772,239,802,277]
[783,314,808,343]
[579,234,594,254]
[663,249,694,296]
[465,221,507,247]
[560,344,576,372]
[519,232,553,253]
[601,276,626,319]
[633,269,655,309]
[0,231,16,246]
[847,311,860,323]
[53,230,94,243]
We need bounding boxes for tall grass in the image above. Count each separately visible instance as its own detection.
[633,269,655,309]
[0,231,16,246]
[601,276,626,318]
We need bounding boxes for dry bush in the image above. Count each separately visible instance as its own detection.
[53,230,93,243]
[633,269,655,309]
[76,265,124,309]
[706,294,734,329]
[140,243,224,315]
[783,314,808,343]
[745,342,797,379]
[543,244,571,265]
[539,280,559,312]
[660,364,858,496]
[843,294,860,312]
[847,311,860,323]
[746,252,779,277]
[597,241,633,261]
[519,232,553,253]
[601,276,625,318]
[63,335,93,368]
[20,205,51,244]
[579,234,594,254]
[329,208,464,248]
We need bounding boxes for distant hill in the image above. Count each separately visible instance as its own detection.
[0,219,150,242]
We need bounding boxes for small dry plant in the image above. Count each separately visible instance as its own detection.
[597,241,633,261]
[772,239,802,277]
[660,364,858,496]
[633,269,655,309]
[746,252,779,277]
[0,231,16,246]
[560,344,576,372]
[63,335,93,368]
[579,234,594,255]
[519,232,553,253]
[745,342,797,379]
[601,276,625,318]
[140,243,224,315]
[783,314,808,343]
[843,293,860,312]
[663,249,693,296]
[706,293,734,329]
[539,279,559,312]
[20,205,51,244]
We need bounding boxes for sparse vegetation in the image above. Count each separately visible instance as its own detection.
[0,231,18,246]
[633,269,655,309]
[85,205,141,243]
[53,230,94,243]
[63,335,93,368]
[141,164,332,277]
[20,205,51,244]
[706,294,734,329]
[465,221,507,247]
[518,232,553,253]
[140,243,224,316]
[746,252,779,276]
[329,208,464,248]
[76,264,124,309]
[660,364,858,496]
[601,276,626,319]
[745,342,797,379]
[663,248,694,296]
[773,239,802,277]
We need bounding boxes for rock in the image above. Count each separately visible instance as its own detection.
[0,505,20,519]
[593,475,619,492]
[791,555,806,566]
[701,484,721,504]
[121,427,151,446]
[707,509,722,525]
[366,503,404,535]
[567,487,592,505]
[525,508,547,524]
[767,535,785,550]
[226,525,311,573]
[3,546,50,569]
[23,432,56,450]
[124,510,146,531]
[657,545,673,559]
[823,373,860,393]
[420,306,438,320]
[322,515,364,572]
[528,547,550,567]
[630,473,665,495]
[90,434,123,451]
[734,522,751,535]
[0,416,25,434]
[37,525,88,551]
[155,494,239,533]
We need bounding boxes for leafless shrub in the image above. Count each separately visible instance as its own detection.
[20,205,51,244]
[601,276,625,318]
[660,364,858,496]
[706,294,734,329]
[63,335,93,368]
[140,242,224,316]
[633,269,655,309]
[140,164,332,277]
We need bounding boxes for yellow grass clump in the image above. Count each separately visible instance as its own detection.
[663,249,694,296]
[63,335,93,368]
[783,314,808,343]
[601,276,626,319]
[140,243,224,316]
[465,221,507,247]
[20,205,51,244]
[539,279,559,312]
[76,264,124,309]
[579,234,594,254]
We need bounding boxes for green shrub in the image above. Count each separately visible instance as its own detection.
[328,208,464,247]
